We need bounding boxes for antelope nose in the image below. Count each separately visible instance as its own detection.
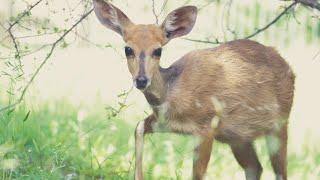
[135,76,148,89]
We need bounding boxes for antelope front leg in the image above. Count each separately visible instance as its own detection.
[193,134,214,180]
[134,114,156,180]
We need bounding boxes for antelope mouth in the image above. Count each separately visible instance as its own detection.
[134,77,151,90]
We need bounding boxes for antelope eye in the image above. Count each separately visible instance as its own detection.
[125,46,134,57]
[153,48,162,57]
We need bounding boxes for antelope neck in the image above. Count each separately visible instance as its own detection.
[143,67,166,106]
[143,65,182,106]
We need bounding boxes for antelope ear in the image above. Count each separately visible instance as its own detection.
[93,0,133,36]
[161,6,197,43]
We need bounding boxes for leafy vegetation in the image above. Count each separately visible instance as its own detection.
[0,99,319,179]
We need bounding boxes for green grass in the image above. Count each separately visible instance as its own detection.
[0,99,319,179]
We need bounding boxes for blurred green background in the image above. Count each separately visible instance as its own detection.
[0,0,320,179]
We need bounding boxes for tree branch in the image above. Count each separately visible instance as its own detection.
[244,1,297,39]
[8,28,20,58]
[0,8,94,113]
[151,0,159,24]
[296,0,320,11]
[183,37,222,44]
[151,0,168,24]
[6,0,44,32]
[184,1,297,44]
[0,0,44,48]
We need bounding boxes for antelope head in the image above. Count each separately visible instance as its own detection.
[93,0,197,90]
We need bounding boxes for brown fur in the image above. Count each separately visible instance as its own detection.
[147,40,294,140]
[93,1,295,179]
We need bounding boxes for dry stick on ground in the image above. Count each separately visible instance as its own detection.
[0,9,94,113]
[184,1,298,44]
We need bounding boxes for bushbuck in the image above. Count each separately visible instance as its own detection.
[93,0,295,179]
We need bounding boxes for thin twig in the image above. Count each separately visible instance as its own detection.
[152,0,159,24]
[225,0,237,38]
[159,0,169,15]
[184,2,297,44]
[244,1,297,39]
[221,0,234,40]
[5,0,43,32]
[183,37,222,44]
[8,27,24,74]
[312,49,320,60]
[0,0,44,43]
[198,0,216,11]
[151,0,168,24]
[1,32,61,42]
[73,31,103,48]
[0,8,94,113]
[8,28,20,58]
[16,32,61,39]
[0,44,49,60]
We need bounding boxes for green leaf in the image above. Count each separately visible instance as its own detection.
[53,27,59,33]
[118,102,126,108]
[22,111,31,122]
[61,41,68,48]
[7,108,15,115]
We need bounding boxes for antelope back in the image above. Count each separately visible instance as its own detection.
[159,40,295,139]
